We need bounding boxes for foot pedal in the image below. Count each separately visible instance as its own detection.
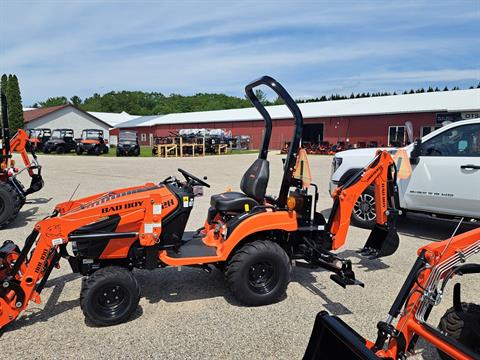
[330,274,364,288]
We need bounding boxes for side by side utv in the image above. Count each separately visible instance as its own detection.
[116,131,140,156]
[43,128,77,154]
[0,76,400,329]
[0,93,44,228]
[27,128,51,152]
[76,129,109,155]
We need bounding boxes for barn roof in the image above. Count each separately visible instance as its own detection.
[22,104,118,128]
[115,88,480,128]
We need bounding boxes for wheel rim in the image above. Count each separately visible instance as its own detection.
[353,193,376,221]
[248,261,277,294]
[94,283,130,319]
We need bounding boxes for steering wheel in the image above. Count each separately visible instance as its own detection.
[177,168,210,188]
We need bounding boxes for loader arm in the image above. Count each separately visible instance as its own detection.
[0,183,167,329]
[8,129,38,177]
[324,150,400,257]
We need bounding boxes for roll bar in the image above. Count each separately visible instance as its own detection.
[244,75,304,207]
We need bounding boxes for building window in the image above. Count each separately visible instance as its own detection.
[140,133,147,142]
[388,126,406,147]
[421,126,441,137]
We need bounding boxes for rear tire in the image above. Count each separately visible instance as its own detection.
[351,187,376,229]
[437,302,480,360]
[56,145,65,154]
[80,266,140,326]
[76,147,83,155]
[225,240,290,306]
[0,182,21,228]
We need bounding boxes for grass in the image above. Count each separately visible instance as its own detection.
[36,146,258,158]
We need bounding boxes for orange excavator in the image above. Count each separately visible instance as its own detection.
[0,93,44,228]
[304,225,480,360]
[0,76,399,329]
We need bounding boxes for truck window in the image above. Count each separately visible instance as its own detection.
[422,124,480,157]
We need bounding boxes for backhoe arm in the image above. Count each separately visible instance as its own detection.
[325,150,400,257]
[8,129,37,177]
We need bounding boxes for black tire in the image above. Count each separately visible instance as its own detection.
[225,240,290,306]
[94,146,101,156]
[116,149,121,157]
[43,147,51,154]
[134,148,140,157]
[0,182,22,228]
[103,146,109,154]
[437,302,480,360]
[56,145,65,154]
[80,266,140,326]
[76,147,83,155]
[351,186,376,229]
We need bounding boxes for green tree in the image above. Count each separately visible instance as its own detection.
[0,74,7,95]
[70,95,82,106]
[39,96,68,107]
[6,75,24,132]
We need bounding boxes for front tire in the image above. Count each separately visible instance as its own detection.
[0,182,21,228]
[437,302,480,360]
[80,266,140,326]
[225,240,290,306]
[56,145,65,154]
[351,187,377,229]
[76,147,83,155]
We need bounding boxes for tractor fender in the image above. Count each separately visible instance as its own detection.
[220,210,297,258]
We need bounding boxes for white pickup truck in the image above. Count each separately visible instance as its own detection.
[329,119,480,228]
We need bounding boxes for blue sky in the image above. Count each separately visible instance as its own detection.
[1,0,479,106]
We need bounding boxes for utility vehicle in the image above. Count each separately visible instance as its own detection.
[116,131,140,156]
[43,128,77,154]
[0,76,400,328]
[331,119,480,228]
[304,225,480,360]
[0,93,44,228]
[76,129,109,155]
[27,128,51,152]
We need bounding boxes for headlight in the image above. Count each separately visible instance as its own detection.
[332,157,343,173]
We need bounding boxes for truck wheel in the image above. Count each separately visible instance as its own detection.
[225,240,290,306]
[437,302,480,360]
[56,145,65,154]
[351,187,376,229]
[80,266,140,326]
[0,182,21,228]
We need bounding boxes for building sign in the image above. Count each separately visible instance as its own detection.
[461,112,480,120]
[436,112,461,124]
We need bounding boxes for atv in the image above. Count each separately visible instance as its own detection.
[0,93,44,228]
[76,129,109,155]
[116,131,140,156]
[0,76,400,329]
[27,128,51,152]
[43,128,77,154]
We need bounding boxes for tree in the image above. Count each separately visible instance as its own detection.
[251,89,268,105]
[0,74,7,95]
[6,75,24,133]
[70,95,82,106]
[39,96,68,107]
[273,96,285,105]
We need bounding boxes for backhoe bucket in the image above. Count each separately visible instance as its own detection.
[303,311,379,360]
[24,173,44,196]
[359,224,400,258]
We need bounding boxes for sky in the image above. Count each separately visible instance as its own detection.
[0,0,479,106]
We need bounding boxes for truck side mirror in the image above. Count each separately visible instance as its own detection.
[410,138,422,165]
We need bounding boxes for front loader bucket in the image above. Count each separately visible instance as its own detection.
[303,311,379,360]
[359,224,400,258]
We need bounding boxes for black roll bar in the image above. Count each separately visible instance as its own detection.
[244,75,304,207]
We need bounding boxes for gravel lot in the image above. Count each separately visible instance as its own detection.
[1,153,478,359]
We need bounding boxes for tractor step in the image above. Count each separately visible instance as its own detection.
[167,232,217,259]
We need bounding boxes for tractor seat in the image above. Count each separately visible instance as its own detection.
[209,158,269,214]
[210,192,259,212]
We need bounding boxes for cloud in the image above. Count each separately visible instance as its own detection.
[1,1,478,104]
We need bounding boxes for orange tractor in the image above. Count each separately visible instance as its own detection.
[0,93,44,228]
[0,76,400,328]
[304,225,480,360]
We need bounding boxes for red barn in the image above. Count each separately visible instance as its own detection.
[112,89,480,149]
